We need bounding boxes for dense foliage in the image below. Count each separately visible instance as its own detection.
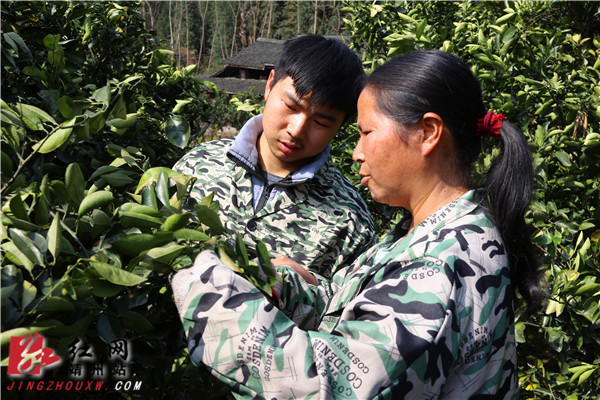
[340,1,600,398]
[1,2,252,398]
[1,1,599,400]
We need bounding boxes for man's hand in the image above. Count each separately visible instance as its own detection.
[272,256,317,285]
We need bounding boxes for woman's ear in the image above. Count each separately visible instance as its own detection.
[420,112,445,157]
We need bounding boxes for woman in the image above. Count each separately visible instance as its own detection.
[172,50,543,399]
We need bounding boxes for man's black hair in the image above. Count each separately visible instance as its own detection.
[272,35,364,119]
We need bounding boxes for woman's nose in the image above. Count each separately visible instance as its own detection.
[352,137,364,163]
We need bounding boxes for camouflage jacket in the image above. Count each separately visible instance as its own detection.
[177,190,516,399]
[173,116,375,278]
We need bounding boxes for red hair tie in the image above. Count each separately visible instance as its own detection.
[476,111,506,137]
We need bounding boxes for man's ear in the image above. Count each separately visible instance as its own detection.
[420,112,445,157]
[264,70,276,100]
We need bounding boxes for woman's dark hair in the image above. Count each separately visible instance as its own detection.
[364,50,543,314]
[272,34,364,119]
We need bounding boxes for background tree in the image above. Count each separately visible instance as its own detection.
[144,1,346,73]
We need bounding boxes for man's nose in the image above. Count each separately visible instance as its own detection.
[287,114,309,139]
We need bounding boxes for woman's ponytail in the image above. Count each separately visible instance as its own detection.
[485,121,544,314]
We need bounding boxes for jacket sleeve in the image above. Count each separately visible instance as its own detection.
[177,252,458,399]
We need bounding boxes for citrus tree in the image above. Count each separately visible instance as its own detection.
[339,1,600,398]
[0,2,248,398]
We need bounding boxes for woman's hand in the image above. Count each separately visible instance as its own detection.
[272,256,317,285]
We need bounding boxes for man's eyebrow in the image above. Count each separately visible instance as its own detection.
[283,89,339,123]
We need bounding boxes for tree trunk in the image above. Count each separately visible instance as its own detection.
[313,0,318,34]
[208,2,220,72]
[197,0,209,71]
[169,1,174,49]
[143,1,162,32]
[176,1,183,67]
[228,1,241,57]
[185,1,189,66]
[266,1,273,38]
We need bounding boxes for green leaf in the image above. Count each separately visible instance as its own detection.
[156,169,171,209]
[578,222,595,230]
[90,261,146,286]
[143,244,185,265]
[136,167,180,193]
[57,96,74,119]
[66,162,85,205]
[97,313,120,343]
[33,117,76,154]
[120,310,153,332]
[33,199,49,226]
[43,34,60,50]
[4,32,30,55]
[92,83,111,106]
[15,103,55,130]
[1,150,14,175]
[88,280,123,298]
[218,245,241,272]
[396,12,417,25]
[235,232,250,266]
[23,66,47,81]
[173,228,210,242]
[555,150,572,168]
[87,110,107,135]
[89,165,121,180]
[119,211,163,229]
[90,209,112,237]
[200,192,219,213]
[2,214,39,231]
[9,228,44,266]
[141,184,158,208]
[162,213,191,232]
[195,204,226,235]
[495,13,516,24]
[78,190,114,217]
[47,213,62,260]
[1,327,54,348]
[50,180,70,203]
[1,241,34,271]
[102,171,135,187]
[21,280,37,309]
[569,364,598,384]
[256,240,277,284]
[110,96,127,119]
[37,296,75,312]
[111,233,173,258]
[119,203,162,217]
[172,99,192,114]
[415,19,427,40]
[165,115,191,149]
[9,194,29,221]
[107,113,138,129]
[575,283,600,296]
[514,322,526,343]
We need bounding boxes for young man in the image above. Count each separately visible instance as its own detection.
[173,35,375,278]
